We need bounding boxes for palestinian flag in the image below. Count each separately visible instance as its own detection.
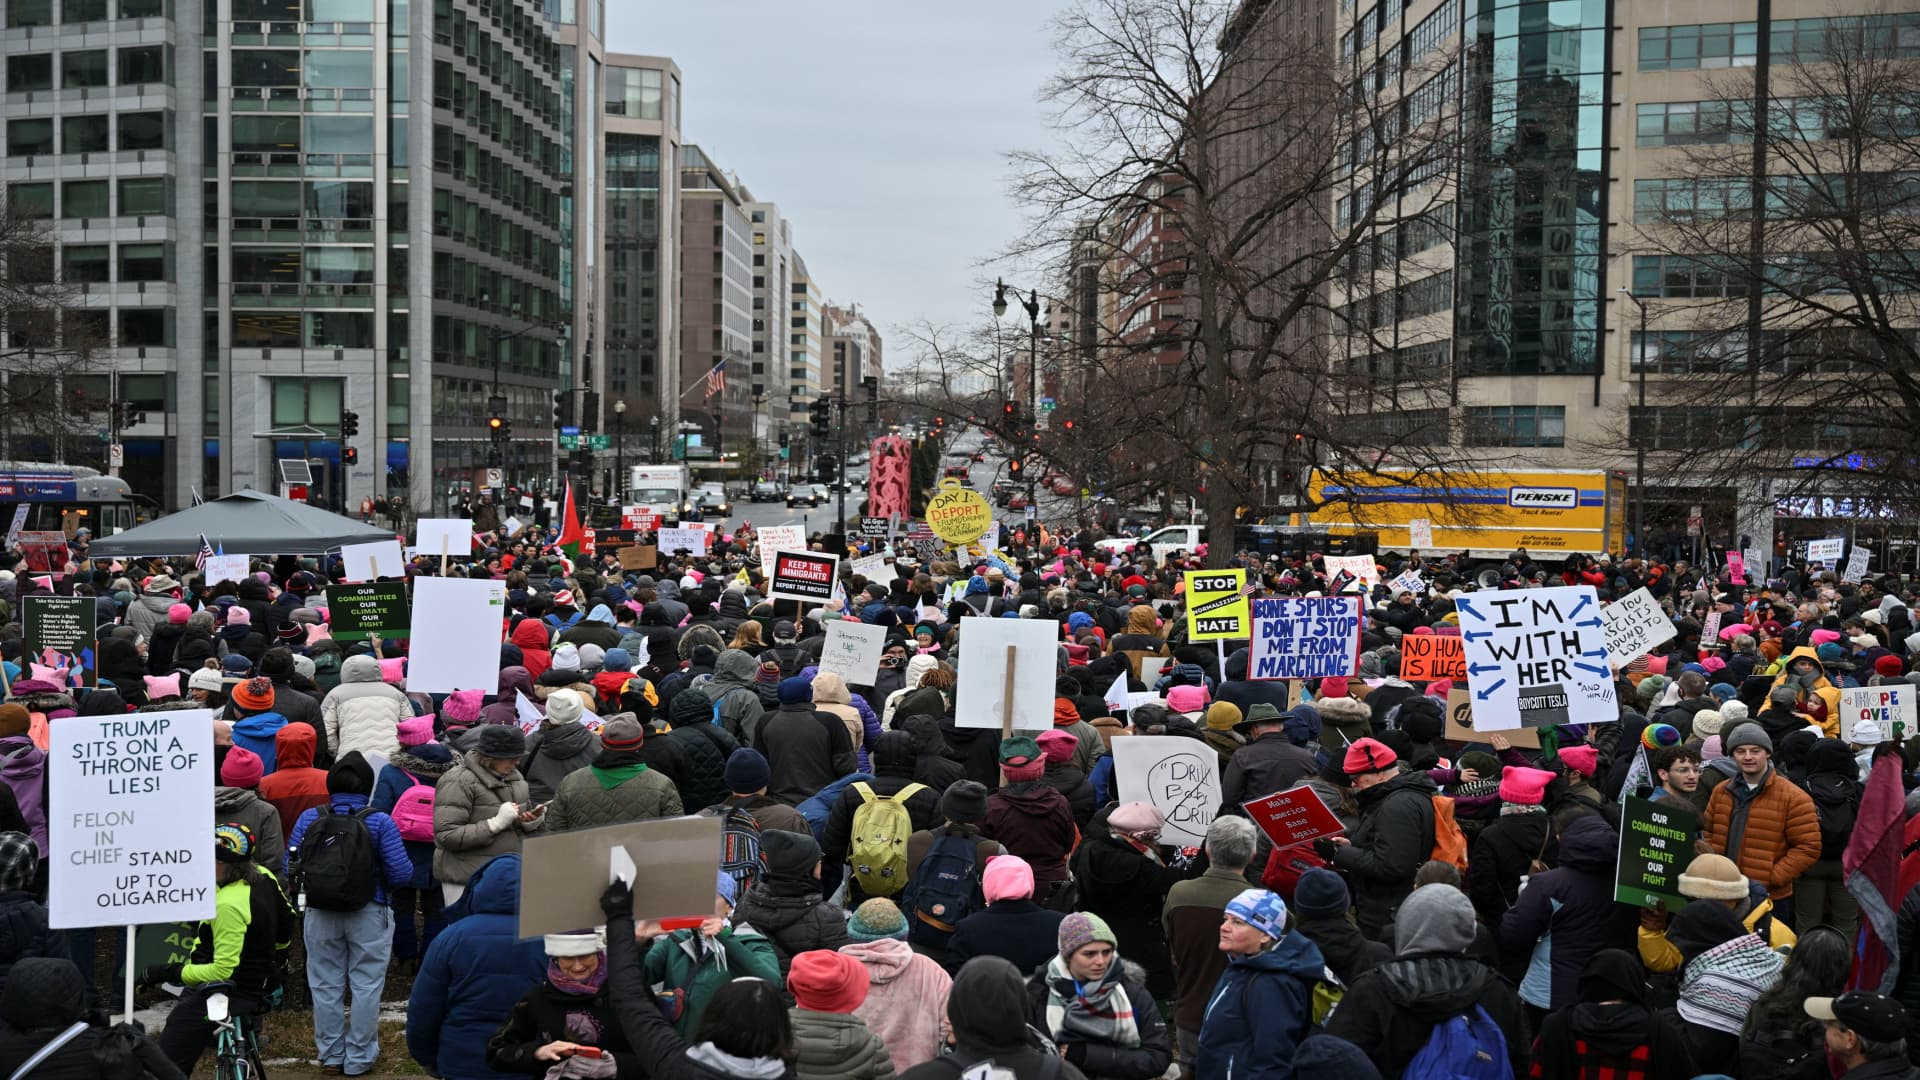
[555,481,586,568]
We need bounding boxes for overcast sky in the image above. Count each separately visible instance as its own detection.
[603,3,1063,371]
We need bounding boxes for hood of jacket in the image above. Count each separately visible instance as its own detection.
[1232,930,1327,982]
[1556,814,1619,874]
[839,937,916,983]
[902,653,939,691]
[275,722,317,769]
[390,748,454,779]
[339,654,384,684]
[232,711,287,741]
[900,713,950,757]
[0,956,86,1032]
[511,619,552,652]
[493,666,535,703]
[213,786,267,814]
[1783,645,1831,684]
[1393,883,1478,956]
[536,718,597,758]
[1358,768,1437,813]
[1316,695,1372,735]
[810,671,851,705]
[1224,648,1250,681]
[467,852,522,916]
[717,590,751,621]
[994,782,1064,815]
[1376,954,1500,1021]
[713,648,761,688]
[133,593,177,619]
[738,885,829,933]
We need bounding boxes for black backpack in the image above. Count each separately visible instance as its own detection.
[293,806,379,911]
[903,830,983,950]
[1805,773,1861,859]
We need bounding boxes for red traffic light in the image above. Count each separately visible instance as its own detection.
[1009,457,1024,475]
[1062,419,1074,430]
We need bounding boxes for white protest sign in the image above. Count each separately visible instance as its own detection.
[1125,691,1164,712]
[501,515,523,538]
[202,554,249,587]
[1746,548,1767,580]
[1701,611,1723,647]
[49,709,216,928]
[1845,546,1871,584]
[1140,657,1172,686]
[953,616,1059,732]
[849,554,897,583]
[1111,735,1223,847]
[1103,673,1128,709]
[1408,518,1434,549]
[757,525,805,578]
[339,539,404,581]
[1388,569,1426,596]
[1807,538,1845,565]
[405,577,507,692]
[515,690,544,735]
[1457,585,1616,732]
[1247,597,1363,680]
[1601,588,1677,669]
[818,620,887,687]
[1323,554,1378,592]
[416,518,474,558]
[1842,684,1917,742]
[657,527,711,555]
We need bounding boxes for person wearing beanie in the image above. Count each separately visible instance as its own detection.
[1528,949,1701,1080]
[519,688,601,804]
[369,731,457,968]
[1196,888,1327,1080]
[634,869,780,1038]
[710,747,811,836]
[840,899,954,1073]
[1701,720,1820,924]
[144,600,193,675]
[1320,734,1439,939]
[1201,700,1244,770]
[213,746,285,871]
[1027,910,1172,1080]
[285,749,414,1076]
[1291,1034,1384,1080]
[899,780,1008,961]
[432,722,541,901]
[1165,817,1273,1068]
[1798,737,1866,945]
[187,665,228,707]
[896,957,1082,1080]
[1036,727,1097,829]
[822,731,942,903]
[484,928,638,1077]
[754,673,856,806]
[1635,851,1798,977]
[1874,653,1907,682]
[225,677,289,774]
[945,853,1066,978]
[982,737,1077,900]
[731,830,850,977]
[0,828,56,986]
[1223,701,1321,813]
[1497,815,1638,1012]
[1464,766,1555,925]
[1051,695,1107,775]
[543,714,684,835]
[320,653,410,763]
[1069,800,1196,1002]
[784,949,890,1080]
[1287,863,1392,990]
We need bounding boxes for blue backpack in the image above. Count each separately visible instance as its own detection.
[903,830,982,949]
[1402,1004,1512,1080]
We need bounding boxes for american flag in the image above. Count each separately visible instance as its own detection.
[704,358,726,400]
[195,533,214,571]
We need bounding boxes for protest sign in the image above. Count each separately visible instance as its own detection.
[49,708,216,929]
[415,518,474,559]
[1845,546,1871,584]
[657,527,711,555]
[326,582,411,642]
[202,554,249,587]
[1842,684,1918,742]
[1807,537,1845,565]
[1323,554,1378,591]
[339,539,405,581]
[768,550,839,605]
[1408,518,1434,549]
[1725,550,1746,584]
[1242,788,1345,848]
[616,544,657,571]
[1111,736,1223,847]
[3,504,26,550]
[1457,585,1615,732]
[1443,689,1540,748]
[1388,569,1426,596]
[1601,588,1677,670]
[954,616,1059,732]
[849,554,897,583]
[518,815,722,939]
[405,577,506,692]
[756,525,805,578]
[817,620,886,687]
[16,531,69,574]
[1247,597,1362,680]
[1184,569,1250,641]
[1614,795,1699,908]
[1701,611,1723,648]
[858,516,890,538]
[22,594,95,687]
[1399,633,1465,682]
[1140,656,1171,686]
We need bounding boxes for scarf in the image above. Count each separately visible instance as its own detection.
[1500,803,1546,816]
[1452,777,1499,800]
[1675,934,1783,1034]
[591,762,648,790]
[1042,954,1140,1049]
[547,956,609,1046]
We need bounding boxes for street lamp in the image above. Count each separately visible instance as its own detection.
[993,277,1043,515]
[613,398,627,504]
[750,384,768,483]
[648,414,661,465]
[1619,286,1650,557]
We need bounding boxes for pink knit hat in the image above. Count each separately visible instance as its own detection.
[1167,684,1209,714]
[1558,744,1600,779]
[397,715,435,747]
[167,603,192,625]
[1036,729,1077,764]
[982,855,1035,903]
[1498,766,1554,806]
[441,688,484,728]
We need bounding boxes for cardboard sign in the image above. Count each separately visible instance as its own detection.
[817,620,887,687]
[1399,634,1465,682]
[517,815,722,939]
[326,582,411,642]
[339,539,405,581]
[954,616,1060,732]
[1323,554,1378,592]
[22,594,95,688]
[756,525,806,579]
[1457,586,1616,732]
[858,516,891,538]
[657,527,711,555]
[1842,684,1918,742]
[1806,537,1845,565]
[1614,794,1699,909]
[1601,588,1677,670]
[1111,736,1223,847]
[617,545,658,571]
[1408,518,1434,549]
[1725,550,1746,584]
[1184,569,1250,641]
[768,550,839,605]
[1745,547,1767,581]
[1247,597,1363,680]
[1243,788,1346,847]
[415,518,474,558]
[1444,688,1540,747]
[1845,546,1871,584]
[3,503,27,550]
[1701,611,1723,647]
[49,709,217,928]
[405,577,506,692]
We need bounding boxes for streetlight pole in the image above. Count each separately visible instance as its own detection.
[613,398,626,506]
[648,415,661,465]
[993,278,1043,519]
[1619,286,1649,557]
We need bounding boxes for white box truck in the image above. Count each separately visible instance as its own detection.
[628,465,688,525]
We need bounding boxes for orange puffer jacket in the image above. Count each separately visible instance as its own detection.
[1701,766,1822,899]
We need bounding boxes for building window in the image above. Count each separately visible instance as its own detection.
[61,244,111,282]
[65,0,109,20]
[117,45,167,86]
[61,50,110,88]
[9,182,53,218]
[604,66,660,118]
[61,179,109,217]
[5,0,52,26]
[6,54,51,93]
[118,111,168,151]
[1351,408,1449,446]
[1633,177,1750,221]
[271,377,344,427]
[119,242,168,281]
[1631,330,1750,373]
[119,308,173,347]
[1638,22,1759,71]
[6,120,52,157]
[1632,255,1749,298]
[62,115,110,153]
[1464,406,1566,447]
[118,177,168,216]
[1635,101,1749,147]
[1630,406,1743,451]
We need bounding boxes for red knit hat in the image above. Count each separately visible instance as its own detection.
[787,949,870,1014]
[1342,737,1397,775]
[1319,676,1350,699]
[1498,766,1554,806]
[219,746,264,789]
[1876,655,1906,679]
[231,676,275,713]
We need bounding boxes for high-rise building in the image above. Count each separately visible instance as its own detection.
[601,52,679,448]
[742,192,791,465]
[675,143,751,464]
[786,252,824,477]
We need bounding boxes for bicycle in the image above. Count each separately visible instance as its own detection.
[203,980,271,1080]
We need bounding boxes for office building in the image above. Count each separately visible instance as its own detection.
[675,142,751,462]
[602,51,679,453]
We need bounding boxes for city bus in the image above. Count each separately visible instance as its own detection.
[0,463,155,539]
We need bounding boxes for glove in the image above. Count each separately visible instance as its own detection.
[139,963,182,986]
[1312,838,1338,862]
[488,802,520,834]
[600,879,633,922]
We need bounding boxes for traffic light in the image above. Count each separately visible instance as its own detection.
[343,447,359,465]
[114,402,145,430]
[816,455,837,484]
[811,396,832,439]
[488,415,508,442]
[340,410,359,438]
[581,391,599,432]
[554,390,573,428]
[1009,456,1024,477]
[1061,419,1074,431]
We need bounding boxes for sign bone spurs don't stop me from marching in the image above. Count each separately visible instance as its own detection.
[1458,585,1617,732]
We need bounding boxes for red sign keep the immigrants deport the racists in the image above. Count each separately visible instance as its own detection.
[769,550,840,606]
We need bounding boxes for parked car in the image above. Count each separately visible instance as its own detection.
[1008,492,1030,510]
[943,465,970,479]
[1050,476,1076,496]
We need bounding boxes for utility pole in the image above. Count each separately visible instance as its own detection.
[835,393,849,529]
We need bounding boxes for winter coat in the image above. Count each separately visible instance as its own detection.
[1498,816,1639,1010]
[605,912,802,1080]
[730,875,850,976]
[519,718,599,803]
[1331,769,1438,937]
[899,715,965,793]
[146,622,184,675]
[1314,694,1374,749]
[1292,913,1392,991]
[0,736,48,855]
[407,854,547,1080]
[0,957,185,1080]
[641,924,782,1037]
[0,891,62,987]
[1532,991,1700,1080]
[173,628,218,674]
[945,899,1066,977]
[662,719,736,812]
[940,720,1003,790]
[755,701,857,807]
[433,751,541,886]
[714,793,812,836]
[1468,808,1551,925]
[372,749,456,889]
[1055,718,1106,775]
[982,782,1077,892]
[125,592,178,641]
[480,667,539,729]
[1700,765,1822,899]
[485,977,643,1079]
[1325,953,1532,1079]
[287,793,415,906]
[257,722,330,840]
[213,786,287,871]
[823,771,942,870]
[1770,645,1843,736]
[1221,732,1321,810]
[842,938,951,1073]
[1071,832,1197,1000]
[545,759,684,833]
[708,650,769,745]
[268,679,329,765]
[1195,933,1327,1080]
[1042,762,1098,828]
[810,671,867,752]
[321,654,409,761]
[229,711,288,773]
[1024,960,1171,1080]
[510,619,554,682]
[1162,867,1250,1033]
[790,1009,894,1080]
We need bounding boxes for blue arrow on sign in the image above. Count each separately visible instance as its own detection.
[1464,630,1492,642]
[1574,662,1610,677]
[1476,677,1507,701]
[1468,662,1502,676]
[1455,598,1486,622]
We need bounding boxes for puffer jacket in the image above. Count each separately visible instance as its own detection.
[213,786,287,870]
[1498,815,1639,1010]
[544,757,683,833]
[321,654,409,761]
[1769,645,1843,737]
[0,891,62,986]
[519,718,599,803]
[268,679,329,765]
[0,957,184,1080]
[756,701,857,807]
[730,875,850,976]
[899,715,964,792]
[373,748,457,889]
[708,650,769,745]
[0,736,47,854]
[662,717,736,812]
[1324,952,1531,1079]
[125,591,178,641]
[790,1009,894,1080]
[1215,648,1290,715]
[641,923,782,1037]
[1314,694,1374,748]
[407,855,547,1080]
[258,722,330,839]
[810,671,866,753]
[1042,761,1097,828]
[1331,769,1438,937]
[1700,764,1821,899]
[842,938,950,1074]
[433,751,541,886]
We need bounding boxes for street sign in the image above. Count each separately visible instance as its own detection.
[484,468,503,488]
[108,443,123,468]
[560,425,582,436]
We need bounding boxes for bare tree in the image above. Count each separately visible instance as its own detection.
[0,201,107,463]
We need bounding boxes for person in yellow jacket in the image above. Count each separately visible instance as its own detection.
[1769,645,1843,737]
[1637,852,1795,973]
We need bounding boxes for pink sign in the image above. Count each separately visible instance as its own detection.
[867,436,912,519]
[1726,550,1745,584]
